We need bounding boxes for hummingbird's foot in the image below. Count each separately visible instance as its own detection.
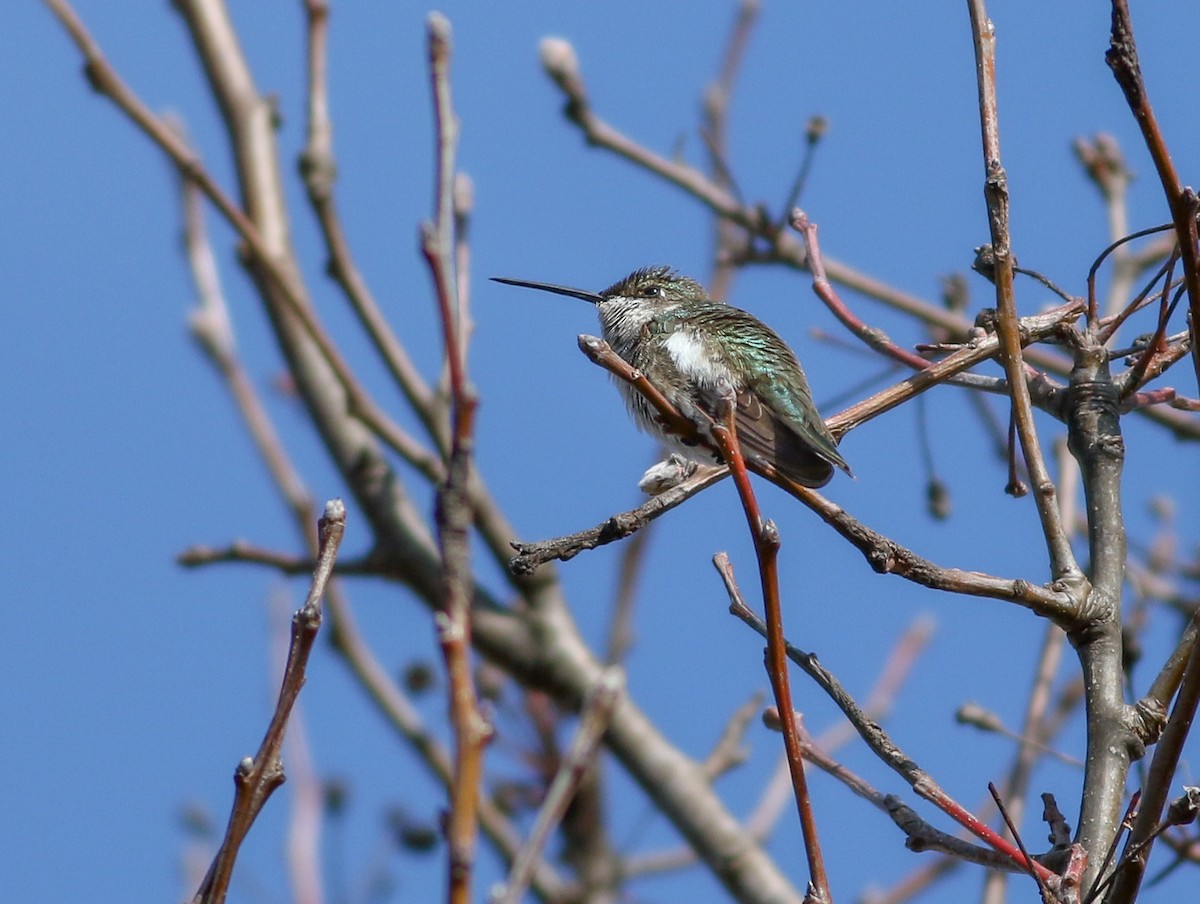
[638,453,698,495]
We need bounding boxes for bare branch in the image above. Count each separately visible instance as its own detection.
[708,385,833,903]
[490,669,624,904]
[421,18,489,904]
[1106,0,1200,391]
[727,596,1059,885]
[967,1,1082,586]
[191,500,346,904]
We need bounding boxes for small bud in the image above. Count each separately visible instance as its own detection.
[323,778,349,816]
[956,702,1003,732]
[972,244,1017,284]
[1165,786,1200,826]
[539,38,579,80]
[426,12,452,48]
[401,661,437,695]
[387,807,439,853]
[973,307,998,333]
[926,477,951,521]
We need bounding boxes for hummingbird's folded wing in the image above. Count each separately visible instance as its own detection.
[731,390,837,489]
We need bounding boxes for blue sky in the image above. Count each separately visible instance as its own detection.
[4,2,1199,903]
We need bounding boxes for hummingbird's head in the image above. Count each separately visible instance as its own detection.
[600,266,708,306]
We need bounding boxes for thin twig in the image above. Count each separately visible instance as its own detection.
[793,212,932,371]
[704,0,759,298]
[711,548,832,903]
[703,691,764,780]
[1106,0,1200,392]
[46,0,444,482]
[987,783,1052,901]
[297,0,444,450]
[421,17,488,904]
[605,509,654,665]
[489,669,624,904]
[509,464,727,573]
[191,500,346,904]
[727,597,1059,885]
[777,719,1027,871]
[270,590,324,904]
[967,0,1082,586]
[745,618,934,841]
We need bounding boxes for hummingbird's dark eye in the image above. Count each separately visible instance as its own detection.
[643,285,661,298]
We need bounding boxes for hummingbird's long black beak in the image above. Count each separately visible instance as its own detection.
[491,276,603,304]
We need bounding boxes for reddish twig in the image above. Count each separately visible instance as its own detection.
[711,549,831,904]
[726,596,1059,885]
[421,17,488,904]
[792,212,932,371]
[1106,0,1200,392]
[705,383,831,901]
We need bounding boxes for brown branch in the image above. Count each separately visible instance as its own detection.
[1106,0,1200,392]
[828,303,1081,438]
[269,591,323,904]
[509,464,727,573]
[46,0,444,483]
[297,0,444,451]
[191,500,346,904]
[490,669,624,904]
[967,1,1082,587]
[744,618,934,842]
[421,18,488,904]
[727,596,1059,886]
[789,485,1076,621]
[777,718,1030,872]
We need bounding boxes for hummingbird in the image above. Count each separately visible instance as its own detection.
[492,266,851,488]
